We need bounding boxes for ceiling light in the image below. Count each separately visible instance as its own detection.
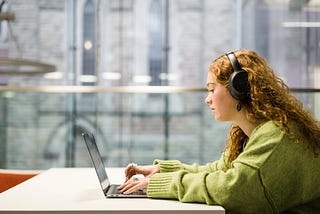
[282,22,320,28]
[133,75,151,83]
[102,72,121,80]
[79,75,96,83]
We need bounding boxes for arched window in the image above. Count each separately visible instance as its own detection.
[0,2,8,44]
[0,1,9,85]
[0,0,9,48]
[82,0,96,86]
[148,0,163,86]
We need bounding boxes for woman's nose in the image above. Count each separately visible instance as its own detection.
[204,94,211,105]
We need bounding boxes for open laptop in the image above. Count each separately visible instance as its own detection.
[82,132,147,198]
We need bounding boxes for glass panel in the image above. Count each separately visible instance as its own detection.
[0,0,318,88]
[0,0,319,170]
[0,89,318,169]
[0,90,230,169]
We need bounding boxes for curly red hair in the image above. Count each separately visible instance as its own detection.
[209,50,320,164]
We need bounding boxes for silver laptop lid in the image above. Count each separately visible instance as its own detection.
[82,132,110,192]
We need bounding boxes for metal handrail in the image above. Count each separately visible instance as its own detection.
[0,86,203,93]
[0,86,319,93]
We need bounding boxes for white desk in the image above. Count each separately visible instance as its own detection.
[0,168,225,213]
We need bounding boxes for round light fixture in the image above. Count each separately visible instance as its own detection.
[0,58,56,75]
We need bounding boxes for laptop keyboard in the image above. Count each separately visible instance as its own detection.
[109,184,122,195]
[108,184,146,196]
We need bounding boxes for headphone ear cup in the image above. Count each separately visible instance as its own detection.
[228,70,249,100]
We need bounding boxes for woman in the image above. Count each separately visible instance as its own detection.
[118,50,320,213]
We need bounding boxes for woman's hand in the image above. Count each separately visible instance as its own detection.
[118,163,160,194]
[118,174,149,194]
[124,163,160,181]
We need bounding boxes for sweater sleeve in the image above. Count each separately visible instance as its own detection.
[153,152,228,173]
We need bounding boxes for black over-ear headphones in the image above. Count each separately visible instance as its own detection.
[226,52,250,100]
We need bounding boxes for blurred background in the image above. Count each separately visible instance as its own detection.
[0,0,319,169]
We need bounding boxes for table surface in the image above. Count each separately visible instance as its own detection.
[0,168,225,214]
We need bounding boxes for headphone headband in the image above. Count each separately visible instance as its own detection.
[226,52,241,72]
[225,51,250,101]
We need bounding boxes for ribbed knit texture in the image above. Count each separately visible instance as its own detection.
[147,172,177,199]
[153,160,184,173]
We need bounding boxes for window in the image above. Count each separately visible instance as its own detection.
[148,0,163,86]
[82,0,96,86]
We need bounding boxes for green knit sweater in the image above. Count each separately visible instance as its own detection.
[147,121,320,213]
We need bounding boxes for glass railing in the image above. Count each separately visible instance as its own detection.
[0,86,319,170]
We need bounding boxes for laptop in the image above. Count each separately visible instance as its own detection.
[82,132,147,198]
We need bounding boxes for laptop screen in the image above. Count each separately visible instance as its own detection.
[82,133,110,191]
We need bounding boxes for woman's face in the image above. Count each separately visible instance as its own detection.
[205,72,238,121]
